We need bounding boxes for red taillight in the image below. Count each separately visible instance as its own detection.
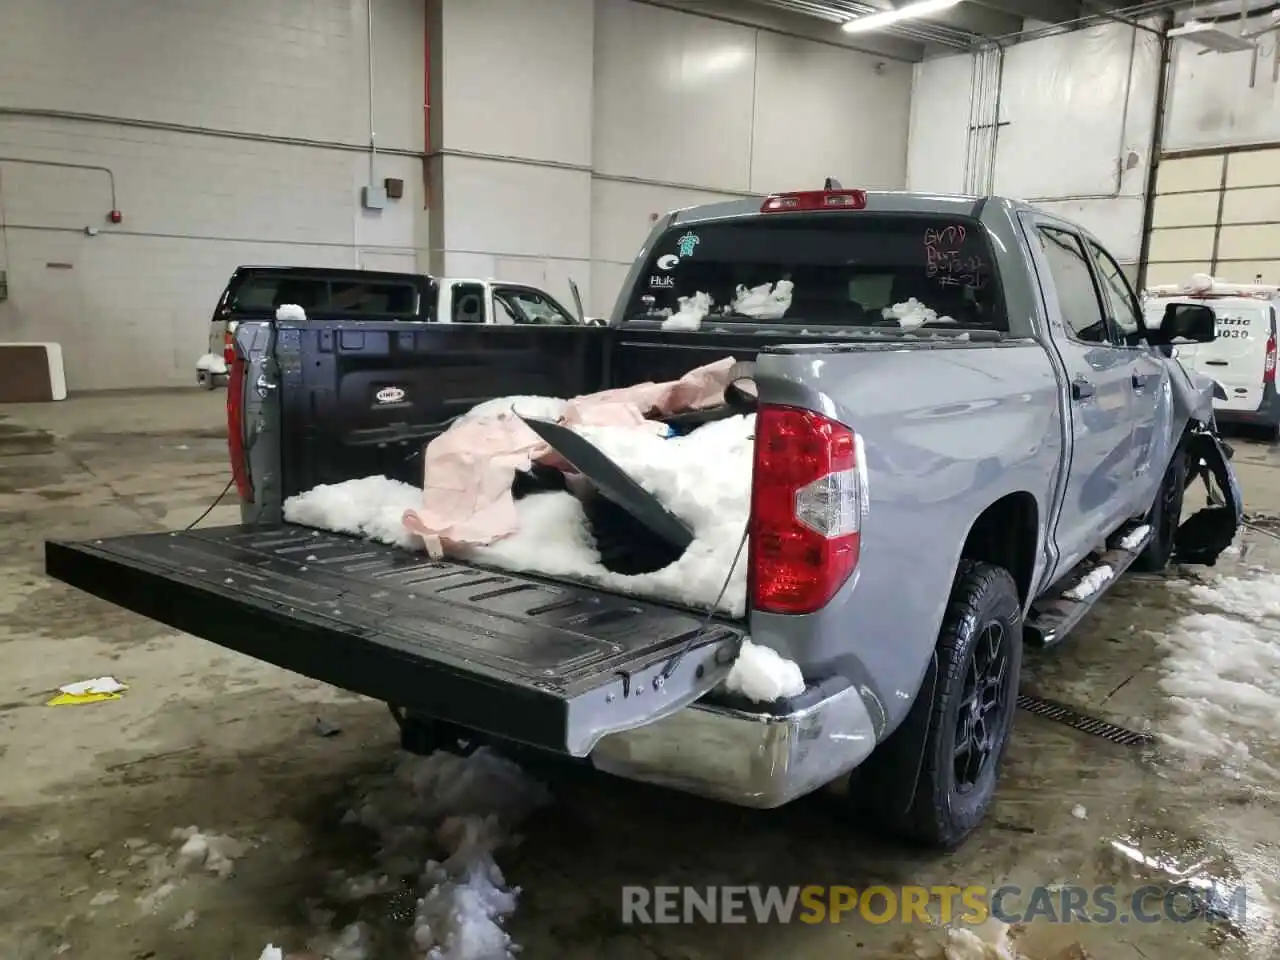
[749,405,862,615]
[226,347,252,502]
[1266,335,1277,383]
[761,190,867,213]
[223,329,235,367]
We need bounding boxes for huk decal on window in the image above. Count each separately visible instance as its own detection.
[649,275,674,289]
[676,232,700,258]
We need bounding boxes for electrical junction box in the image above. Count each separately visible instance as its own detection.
[361,185,388,210]
[0,270,7,302]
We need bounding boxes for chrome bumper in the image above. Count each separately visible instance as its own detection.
[589,684,878,809]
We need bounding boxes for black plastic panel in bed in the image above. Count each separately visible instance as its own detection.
[45,525,742,756]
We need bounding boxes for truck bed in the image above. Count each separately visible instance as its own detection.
[45,524,742,755]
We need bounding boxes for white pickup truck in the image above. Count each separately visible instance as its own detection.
[197,268,592,388]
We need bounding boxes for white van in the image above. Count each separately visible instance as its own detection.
[1143,278,1280,440]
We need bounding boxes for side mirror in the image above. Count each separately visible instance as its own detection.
[1147,302,1215,346]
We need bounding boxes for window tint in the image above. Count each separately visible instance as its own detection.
[1086,241,1141,341]
[230,274,417,316]
[233,277,328,312]
[329,280,416,315]
[626,215,1008,332]
[1037,228,1110,344]
[494,288,576,325]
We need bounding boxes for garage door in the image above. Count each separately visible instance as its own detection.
[1144,146,1280,289]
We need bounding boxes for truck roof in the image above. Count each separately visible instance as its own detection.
[231,265,428,284]
[664,190,1033,229]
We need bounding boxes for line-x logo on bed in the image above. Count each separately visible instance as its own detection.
[375,386,407,405]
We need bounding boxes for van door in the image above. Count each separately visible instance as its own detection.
[1198,303,1271,414]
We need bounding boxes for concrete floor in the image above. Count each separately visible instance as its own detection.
[1,391,1278,960]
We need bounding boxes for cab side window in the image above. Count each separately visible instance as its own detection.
[1036,227,1113,345]
[1085,241,1142,344]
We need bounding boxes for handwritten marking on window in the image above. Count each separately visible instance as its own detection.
[924,225,988,290]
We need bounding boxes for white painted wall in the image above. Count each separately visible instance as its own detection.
[436,0,914,319]
[2,0,913,391]
[907,21,1161,268]
[1164,16,1280,152]
[0,0,426,391]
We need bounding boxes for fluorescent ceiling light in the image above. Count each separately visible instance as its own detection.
[1167,19,1257,51]
[842,0,962,33]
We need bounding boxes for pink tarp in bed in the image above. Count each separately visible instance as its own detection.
[401,357,737,557]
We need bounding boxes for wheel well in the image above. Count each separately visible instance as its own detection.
[960,493,1038,605]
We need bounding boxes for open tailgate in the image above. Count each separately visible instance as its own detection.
[45,525,742,756]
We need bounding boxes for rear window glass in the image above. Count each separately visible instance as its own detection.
[230,274,419,316]
[626,214,1006,332]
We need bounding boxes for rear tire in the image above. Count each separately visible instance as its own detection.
[854,561,1022,848]
[1132,443,1188,573]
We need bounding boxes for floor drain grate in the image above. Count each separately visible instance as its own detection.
[1017,694,1155,746]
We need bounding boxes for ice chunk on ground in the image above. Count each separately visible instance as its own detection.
[1119,524,1150,551]
[724,638,806,702]
[338,748,551,960]
[174,828,245,878]
[1156,608,1280,779]
[1186,571,1280,620]
[1063,564,1112,600]
[662,291,713,331]
[258,947,284,960]
[730,280,793,320]
[276,303,307,323]
[284,476,424,552]
[458,395,568,424]
[882,298,956,331]
[1071,804,1087,820]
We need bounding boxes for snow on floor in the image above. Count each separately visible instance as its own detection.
[281,748,553,960]
[1063,564,1113,600]
[1155,569,1280,781]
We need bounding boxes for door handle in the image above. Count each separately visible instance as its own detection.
[1071,378,1096,401]
[1131,372,1150,389]
[1204,360,1228,367]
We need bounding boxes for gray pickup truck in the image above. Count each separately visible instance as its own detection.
[45,188,1241,848]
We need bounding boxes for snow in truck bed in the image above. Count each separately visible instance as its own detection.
[283,409,804,704]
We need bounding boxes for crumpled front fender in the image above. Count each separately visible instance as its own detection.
[1176,426,1243,566]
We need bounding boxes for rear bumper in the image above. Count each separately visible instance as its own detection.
[1215,381,1280,426]
[589,682,877,809]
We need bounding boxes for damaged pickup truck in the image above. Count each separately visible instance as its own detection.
[46,189,1242,848]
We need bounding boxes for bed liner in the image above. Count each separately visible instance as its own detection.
[45,523,743,756]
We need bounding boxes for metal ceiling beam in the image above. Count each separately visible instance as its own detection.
[927,2,1026,35]
[655,0,927,60]
[969,0,1085,22]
